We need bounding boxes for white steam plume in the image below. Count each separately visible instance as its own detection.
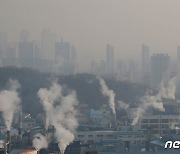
[159,76,176,100]
[38,82,79,154]
[117,101,129,110]
[98,77,116,117]
[132,77,176,125]
[33,133,48,151]
[0,79,21,130]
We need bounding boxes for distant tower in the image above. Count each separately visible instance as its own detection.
[177,46,180,72]
[117,60,126,76]
[151,54,170,90]
[70,45,77,64]
[141,44,150,85]
[55,38,71,61]
[91,60,99,75]
[19,36,34,69]
[19,30,29,42]
[54,39,74,75]
[41,29,56,61]
[0,32,7,59]
[106,44,114,75]
[70,45,78,73]
[3,44,17,67]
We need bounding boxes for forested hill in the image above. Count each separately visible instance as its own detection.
[0,67,148,118]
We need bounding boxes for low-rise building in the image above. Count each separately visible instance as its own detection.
[89,104,111,128]
[75,130,146,144]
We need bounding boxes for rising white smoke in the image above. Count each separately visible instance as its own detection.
[159,76,176,100]
[132,77,176,125]
[98,77,116,117]
[132,93,165,125]
[117,101,129,110]
[33,133,48,151]
[0,79,21,130]
[38,82,79,154]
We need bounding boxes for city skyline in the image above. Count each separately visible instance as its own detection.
[1,0,180,71]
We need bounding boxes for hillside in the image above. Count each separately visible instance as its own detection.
[0,67,148,118]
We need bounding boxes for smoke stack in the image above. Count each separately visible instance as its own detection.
[145,141,149,151]
[52,126,55,142]
[18,106,22,141]
[6,130,10,143]
[6,130,10,154]
[124,141,130,152]
[111,113,117,129]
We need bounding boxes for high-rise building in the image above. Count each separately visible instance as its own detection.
[70,45,77,64]
[19,41,34,69]
[128,60,139,83]
[177,46,180,72]
[6,45,16,59]
[151,54,170,90]
[116,60,127,81]
[141,44,149,74]
[3,44,18,67]
[41,29,56,61]
[0,32,7,59]
[141,44,150,85]
[19,30,29,42]
[19,30,34,68]
[100,60,107,75]
[55,38,71,61]
[117,60,126,76]
[106,44,114,75]
[54,39,74,75]
[91,60,99,75]
[33,41,44,71]
[70,45,78,73]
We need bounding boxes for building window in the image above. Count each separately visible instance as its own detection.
[141,125,148,129]
[106,135,113,137]
[161,119,168,123]
[78,135,84,138]
[97,135,103,137]
[150,119,158,123]
[142,119,148,123]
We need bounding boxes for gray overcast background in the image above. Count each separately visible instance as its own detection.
[0,0,180,71]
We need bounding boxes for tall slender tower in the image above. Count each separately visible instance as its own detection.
[106,44,114,75]
[141,44,150,85]
[151,54,170,90]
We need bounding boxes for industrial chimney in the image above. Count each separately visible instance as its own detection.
[6,130,10,154]
[18,106,22,141]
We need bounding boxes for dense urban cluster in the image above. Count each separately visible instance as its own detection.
[0,31,180,154]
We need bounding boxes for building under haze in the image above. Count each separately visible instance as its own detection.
[55,38,71,61]
[141,44,150,86]
[151,54,170,90]
[128,60,139,83]
[91,60,99,75]
[106,44,114,76]
[19,41,34,69]
[3,44,18,67]
[177,46,180,72]
[70,45,78,73]
[41,29,56,61]
[19,30,29,42]
[54,39,76,75]
[0,32,7,60]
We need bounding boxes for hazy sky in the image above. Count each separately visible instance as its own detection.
[1,0,180,71]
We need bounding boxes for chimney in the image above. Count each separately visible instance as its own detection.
[124,141,130,152]
[111,114,117,129]
[6,130,10,143]
[6,130,10,154]
[18,106,22,141]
